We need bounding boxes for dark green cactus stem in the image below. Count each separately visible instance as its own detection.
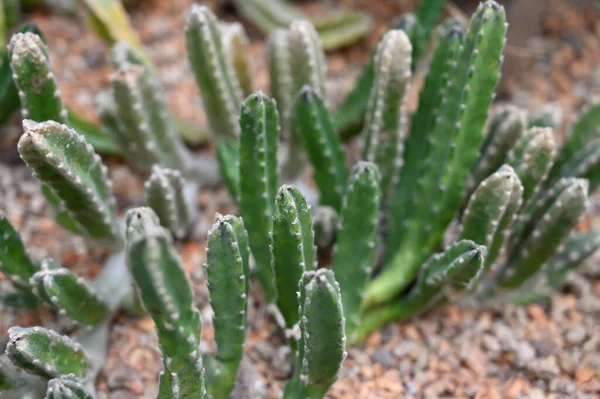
[312,206,339,249]
[46,374,94,399]
[30,259,110,327]
[18,120,123,249]
[272,185,316,329]
[216,137,240,202]
[467,104,526,200]
[415,0,446,44]
[362,29,412,197]
[8,32,67,123]
[498,178,588,289]
[222,22,252,97]
[125,207,206,399]
[186,4,243,139]
[355,241,485,343]
[145,165,195,239]
[332,162,380,342]
[293,87,348,211]
[6,326,91,380]
[460,165,522,272]
[507,127,556,205]
[368,1,506,307]
[266,28,293,138]
[285,269,346,399]
[238,91,279,302]
[203,214,249,399]
[0,212,40,290]
[551,138,600,192]
[528,103,563,129]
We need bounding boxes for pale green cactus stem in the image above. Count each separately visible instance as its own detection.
[332,162,380,342]
[1,355,47,396]
[6,326,92,380]
[18,120,123,249]
[8,32,67,123]
[238,91,279,302]
[216,137,240,202]
[272,185,316,330]
[507,127,556,206]
[144,165,196,239]
[221,22,252,97]
[355,241,485,343]
[0,212,40,291]
[293,86,348,211]
[284,269,346,399]
[266,28,293,138]
[466,104,527,200]
[30,259,110,327]
[186,4,243,139]
[46,374,94,399]
[362,29,412,197]
[459,165,522,274]
[498,178,588,289]
[282,19,328,181]
[368,1,507,307]
[312,206,339,249]
[528,102,563,129]
[125,207,206,399]
[203,214,250,399]
[389,14,423,73]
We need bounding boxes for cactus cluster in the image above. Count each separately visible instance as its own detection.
[1,0,599,398]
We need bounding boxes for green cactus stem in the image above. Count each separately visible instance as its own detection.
[293,87,348,211]
[125,207,206,399]
[186,4,243,139]
[221,22,252,97]
[216,137,240,203]
[460,165,522,272]
[498,178,588,289]
[266,28,293,138]
[203,214,249,399]
[29,259,110,327]
[238,91,279,302]
[362,29,412,197]
[272,185,316,329]
[144,165,196,240]
[312,206,339,249]
[528,103,563,129]
[368,1,506,307]
[415,0,446,45]
[285,269,346,399]
[6,326,91,380]
[355,241,485,343]
[507,127,556,206]
[332,162,380,342]
[46,374,94,399]
[18,120,122,248]
[0,212,40,290]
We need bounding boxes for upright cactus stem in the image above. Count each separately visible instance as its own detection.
[6,326,91,380]
[0,212,40,290]
[186,4,243,139]
[332,162,380,342]
[267,28,293,138]
[46,374,94,399]
[8,32,67,123]
[389,14,423,72]
[221,22,253,97]
[18,120,122,249]
[238,91,279,301]
[312,206,339,249]
[293,87,348,211]
[362,29,412,197]
[125,207,205,399]
[272,185,316,329]
[144,165,196,239]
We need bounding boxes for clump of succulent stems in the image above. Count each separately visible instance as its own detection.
[1,1,600,398]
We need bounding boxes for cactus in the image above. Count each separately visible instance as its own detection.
[186,4,243,139]
[361,29,412,197]
[0,212,40,290]
[46,374,94,399]
[312,206,339,249]
[18,120,122,248]
[144,165,196,239]
[6,327,91,380]
[415,0,446,44]
[266,28,293,138]
[332,162,380,342]
[238,91,279,301]
[528,103,563,129]
[389,14,424,73]
[30,260,110,327]
[216,137,240,202]
[272,185,316,329]
[221,22,253,97]
[125,207,206,399]
[293,87,348,211]
[367,1,507,307]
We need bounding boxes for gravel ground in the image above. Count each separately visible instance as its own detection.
[1,0,600,398]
